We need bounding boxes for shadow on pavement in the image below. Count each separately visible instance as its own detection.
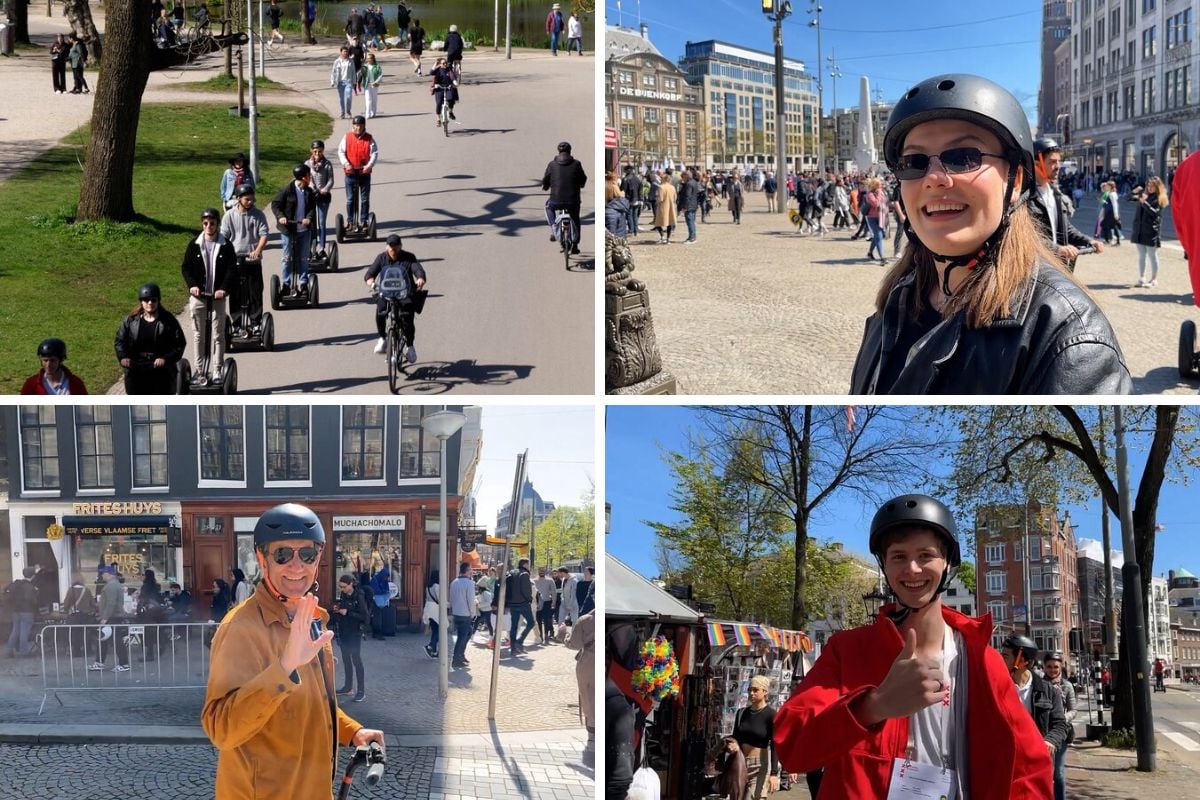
[487,720,535,800]
[1134,366,1196,394]
[567,258,596,272]
[254,375,390,392]
[399,359,535,391]
[446,127,517,137]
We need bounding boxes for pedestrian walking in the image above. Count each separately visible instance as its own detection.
[556,567,580,625]
[449,562,476,669]
[567,12,584,55]
[359,52,383,118]
[3,568,38,657]
[729,177,744,224]
[732,675,781,800]
[1131,176,1168,287]
[534,566,557,642]
[505,559,536,656]
[67,33,89,94]
[774,494,1054,798]
[564,609,596,759]
[330,46,356,119]
[333,573,369,701]
[88,567,130,672]
[763,171,777,213]
[546,3,564,55]
[422,570,440,658]
[1042,651,1076,800]
[50,34,68,94]
[408,18,425,74]
[653,171,678,243]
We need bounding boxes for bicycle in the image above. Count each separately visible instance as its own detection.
[553,208,573,270]
[434,78,457,136]
[372,273,426,393]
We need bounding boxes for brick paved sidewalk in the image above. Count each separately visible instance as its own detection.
[623,194,1199,395]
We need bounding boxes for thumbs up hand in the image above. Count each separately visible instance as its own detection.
[854,628,946,726]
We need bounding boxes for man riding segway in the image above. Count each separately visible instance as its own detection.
[21,338,89,395]
[270,164,320,309]
[220,184,274,350]
[337,115,379,241]
[181,208,239,391]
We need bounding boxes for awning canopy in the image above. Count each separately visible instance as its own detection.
[606,553,701,624]
[62,515,173,537]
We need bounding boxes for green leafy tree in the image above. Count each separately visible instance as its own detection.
[955,560,976,595]
[533,503,595,570]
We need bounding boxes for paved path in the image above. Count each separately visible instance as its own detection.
[624,192,1200,395]
[3,8,595,395]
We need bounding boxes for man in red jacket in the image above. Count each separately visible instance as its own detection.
[774,494,1052,798]
[20,338,88,395]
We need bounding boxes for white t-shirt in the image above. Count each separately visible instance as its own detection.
[1016,672,1034,713]
[910,626,963,770]
[1038,183,1058,242]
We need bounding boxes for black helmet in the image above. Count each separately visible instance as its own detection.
[234,183,256,198]
[352,114,366,126]
[557,141,572,153]
[201,207,220,220]
[38,338,67,360]
[1033,136,1061,155]
[292,163,311,180]
[1043,651,1065,664]
[884,74,1034,188]
[310,139,325,150]
[1003,634,1039,664]
[138,282,162,301]
[869,494,961,567]
[253,503,325,548]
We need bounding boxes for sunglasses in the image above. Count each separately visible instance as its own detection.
[894,147,1007,181]
[202,218,218,224]
[269,546,321,565]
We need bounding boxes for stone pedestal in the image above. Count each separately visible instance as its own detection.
[604,232,677,394]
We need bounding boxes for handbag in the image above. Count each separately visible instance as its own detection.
[422,586,438,625]
[629,765,661,800]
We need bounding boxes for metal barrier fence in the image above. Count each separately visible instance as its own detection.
[35,621,218,715]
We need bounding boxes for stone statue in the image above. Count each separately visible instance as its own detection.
[605,231,676,394]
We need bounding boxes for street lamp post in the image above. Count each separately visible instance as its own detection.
[761,0,792,213]
[422,409,467,699]
[808,2,824,174]
[862,588,888,621]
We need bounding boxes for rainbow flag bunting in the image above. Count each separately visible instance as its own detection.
[733,624,752,646]
[707,623,727,647]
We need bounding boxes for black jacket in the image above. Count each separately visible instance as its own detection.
[333,589,369,639]
[365,249,426,309]
[114,309,188,363]
[3,579,38,614]
[678,178,701,212]
[1028,671,1072,753]
[542,153,587,205]
[445,31,464,60]
[620,172,642,205]
[850,261,1133,394]
[270,181,318,232]
[505,569,533,605]
[1028,184,1094,250]
[606,677,636,800]
[1131,195,1164,247]
[181,234,239,296]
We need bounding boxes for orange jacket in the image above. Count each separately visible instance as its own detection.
[202,588,362,799]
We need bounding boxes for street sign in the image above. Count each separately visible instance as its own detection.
[459,528,486,545]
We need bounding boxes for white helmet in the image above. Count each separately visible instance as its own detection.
[449,24,458,32]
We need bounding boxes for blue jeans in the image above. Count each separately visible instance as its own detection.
[866,216,885,259]
[335,80,353,117]
[314,196,330,249]
[544,200,580,245]
[427,619,439,653]
[626,203,639,235]
[5,611,33,655]
[452,614,472,662]
[344,172,372,225]
[549,30,560,54]
[509,602,534,646]
[1053,742,1066,800]
[684,209,697,241]
[280,227,311,284]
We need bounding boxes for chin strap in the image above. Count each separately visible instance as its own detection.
[899,157,1030,299]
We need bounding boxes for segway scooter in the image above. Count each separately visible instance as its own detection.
[269,227,320,310]
[189,292,238,394]
[336,741,385,800]
[308,234,340,272]
[226,255,275,351]
[123,356,191,395]
[335,170,377,243]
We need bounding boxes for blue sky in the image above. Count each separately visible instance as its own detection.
[605,406,1199,582]
[605,0,1045,122]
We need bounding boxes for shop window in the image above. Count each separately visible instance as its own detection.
[199,406,245,483]
[265,405,311,484]
[342,405,385,482]
[73,536,172,587]
[20,405,60,491]
[196,516,225,536]
[399,406,440,479]
[75,406,114,490]
[131,406,168,488]
[334,532,404,600]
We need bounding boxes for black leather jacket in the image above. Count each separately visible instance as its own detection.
[1028,671,1072,753]
[114,309,188,363]
[1028,184,1095,250]
[850,261,1133,394]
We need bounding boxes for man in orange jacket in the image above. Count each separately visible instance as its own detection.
[774,494,1052,799]
[202,504,384,798]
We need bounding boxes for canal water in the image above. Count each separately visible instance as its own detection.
[268,1,594,51]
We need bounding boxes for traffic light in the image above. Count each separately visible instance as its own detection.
[1062,116,1070,146]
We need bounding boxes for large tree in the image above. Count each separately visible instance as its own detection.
[76,0,153,222]
[63,0,102,62]
[694,406,942,629]
[937,405,1198,731]
[533,503,595,571]
[6,0,29,44]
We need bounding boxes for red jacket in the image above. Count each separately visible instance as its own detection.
[774,604,1052,799]
[20,368,88,395]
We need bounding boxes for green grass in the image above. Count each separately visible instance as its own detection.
[176,73,288,92]
[0,103,332,394]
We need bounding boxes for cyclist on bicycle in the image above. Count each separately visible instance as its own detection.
[430,57,459,126]
[444,24,465,72]
[542,141,587,255]
[364,233,425,362]
[338,115,379,234]
[306,140,335,257]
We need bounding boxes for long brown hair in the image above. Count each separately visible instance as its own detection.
[1147,176,1170,208]
[874,205,1079,328]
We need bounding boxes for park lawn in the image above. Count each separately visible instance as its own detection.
[0,102,331,394]
[176,74,288,92]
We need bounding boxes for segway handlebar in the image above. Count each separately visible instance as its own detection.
[337,741,386,799]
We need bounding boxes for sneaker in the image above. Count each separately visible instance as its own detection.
[452,660,468,669]
[570,245,580,255]
[336,686,354,695]
[88,662,105,671]
[112,664,130,673]
[405,345,417,362]
[373,338,386,354]
[550,235,557,242]
[436,119,441,127]
[352,693,366,702]
[1149,279,1158,287]
[424,644,436,659]
[449,111,456,120]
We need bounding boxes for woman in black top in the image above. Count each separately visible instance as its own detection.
[333,574,369,701]
[1131,176,1169,288]
[114,282,188,395]
[210,578,231,622]
[732,675,779,800]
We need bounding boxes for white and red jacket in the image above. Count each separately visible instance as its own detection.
[338,131,378,174]
[774,603,1053,799]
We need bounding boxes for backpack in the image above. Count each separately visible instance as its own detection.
[378,264,410,301]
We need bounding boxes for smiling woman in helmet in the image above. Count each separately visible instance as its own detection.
[774,494,1052,799]
[849,74,1132,395]
[202,504,384,799]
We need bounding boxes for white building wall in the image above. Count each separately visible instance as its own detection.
[1150,576,1173,664]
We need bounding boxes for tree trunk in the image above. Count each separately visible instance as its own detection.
[790,405,812,630]
[63,0,102,62]
[10,0,30,44]
[75,0,151,222]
